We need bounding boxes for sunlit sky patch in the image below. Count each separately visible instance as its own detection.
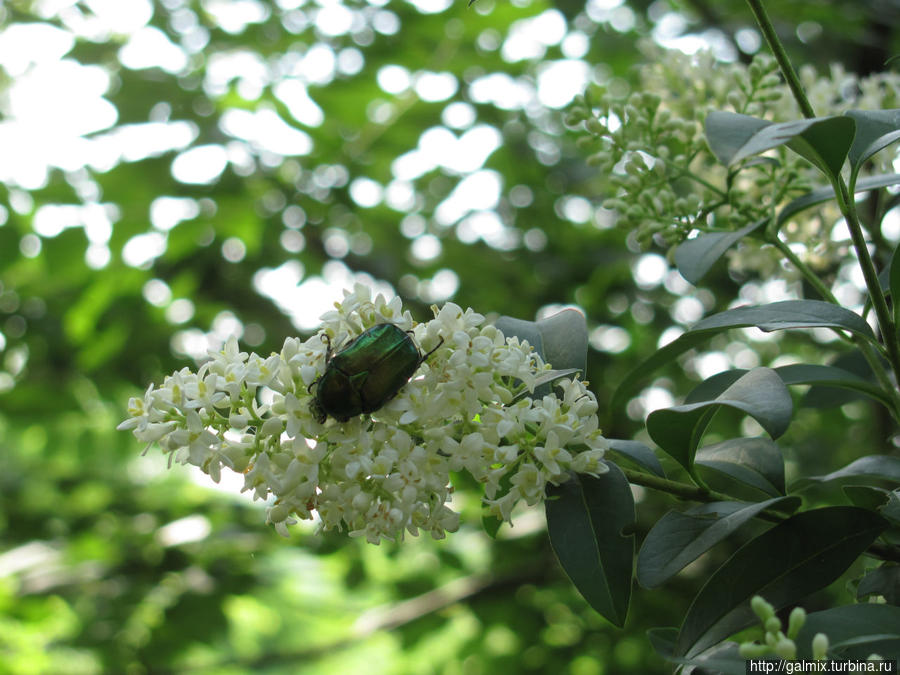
[119,26,188,73]
[1,0,742,333]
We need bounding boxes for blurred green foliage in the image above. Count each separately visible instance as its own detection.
[0,0,898,672]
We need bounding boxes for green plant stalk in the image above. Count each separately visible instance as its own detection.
[749,0,900,391]
[620,466,780,522]
[745,0,816,120]
[769,234,900,415]
[620,466,900,562]
[767,236,836,304]
[834,175,900,387]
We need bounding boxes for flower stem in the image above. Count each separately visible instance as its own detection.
[745,0,816,119]
[834,177,900,386]
[619,466,900,561]
[620,466,785,522]
[748,0,900,397]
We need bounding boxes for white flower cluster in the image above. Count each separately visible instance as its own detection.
[119,285,608,544]
[570,43,900,277]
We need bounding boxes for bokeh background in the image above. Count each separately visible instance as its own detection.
[1,0,898,673]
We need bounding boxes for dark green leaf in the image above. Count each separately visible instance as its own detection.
[892,241,900,330]
[777,173,900,228]
[647,368,792,473]
[695,437,786,496]
[687,364,889,410]
[846,109,900,184]
[843,485,891,510]
[647,627,679,659]
[546,463,635,627]
[795,604,900,659]
[607,439,665,477]
[704,111,773,165]
[776,363,893,408]
[669,642,747,675]
[637,496,799,589]
[804,350,883,408]
[496,309,588,398]
[613,302,874,414]
[858,563,900,605]
[685,371,747,404]
[796,455,900,487]
[705,112,854,180]
[881,490,900,525]
[691,300,874,339]
[673,219,767,284]
[677,507,888,657]
[785,115,856,181]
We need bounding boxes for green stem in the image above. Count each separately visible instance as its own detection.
[620,466,784,522]
[748,0,900,399]
[745,0,816,119]
[620,466,900,561]
[834,176,900,390]
[770,206,900,416]
[767,235,838,304]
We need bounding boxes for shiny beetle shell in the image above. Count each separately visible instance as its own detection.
[309,323,442,423]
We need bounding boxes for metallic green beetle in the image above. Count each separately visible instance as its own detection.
[309,323,443,423]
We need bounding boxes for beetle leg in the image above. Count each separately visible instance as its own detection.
[320,333,334,363]
[422,335,444,360]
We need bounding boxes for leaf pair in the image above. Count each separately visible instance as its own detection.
[612,299,875,417]
[646,367,790,477]
[706,108,900,189]
[676,109,900,284]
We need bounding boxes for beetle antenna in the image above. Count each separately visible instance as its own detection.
[423,335,444,359]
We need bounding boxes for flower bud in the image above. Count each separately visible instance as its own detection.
[787,607,806,639]
[812,633,829,660]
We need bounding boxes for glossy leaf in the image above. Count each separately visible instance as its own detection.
[881,490,900,525]
[496,309,588,399]
[690,300,874,339]
[705,111,769,165]
[857,563,900,605]
[674,171,900,282]
[795,604,900,659]
[796,455,900,487]
[636,496,799,589]
[668,643,746,675]
[613,301,875,412]
[677,507,888,657]
[673,219,766,284]
[846,109,900,186]
[705,111,854,180]
[647,627,679,659]
[546,463,635,627]
[785,115,856,181]
[777,173,900,228]
[803,351,884,408]
[695,437,786,496]
[607,439,665,477]
[647,368,792,473]
[892,241,900,329]
[687,364,889,409]
[775,363,893,407]
[843,485,891,511]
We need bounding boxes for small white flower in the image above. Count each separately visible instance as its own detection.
[120,284,608,543]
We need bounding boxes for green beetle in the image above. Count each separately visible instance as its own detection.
[308,323,443,423]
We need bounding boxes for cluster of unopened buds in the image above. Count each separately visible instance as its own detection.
[738,596,883,663]
[119,285,608,544]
